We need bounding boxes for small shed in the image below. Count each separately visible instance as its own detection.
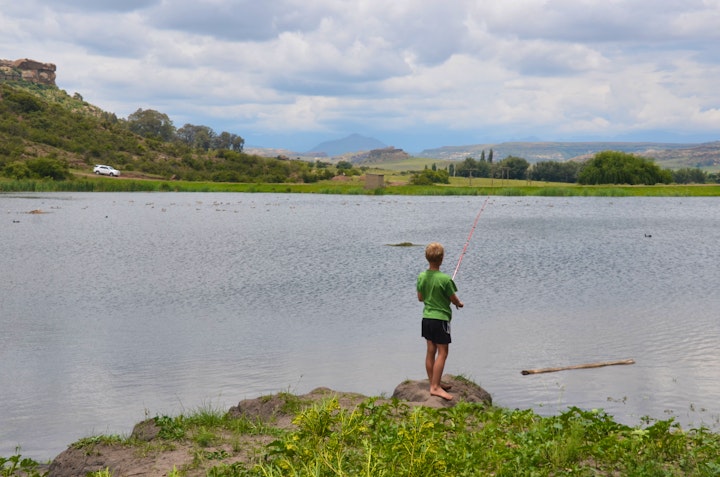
[365,173,385,189]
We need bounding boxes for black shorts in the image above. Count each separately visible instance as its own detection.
[422,318,451,344]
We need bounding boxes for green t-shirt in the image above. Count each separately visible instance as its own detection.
[416,269,458,321]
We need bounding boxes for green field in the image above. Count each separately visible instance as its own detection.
[3,173,720,196]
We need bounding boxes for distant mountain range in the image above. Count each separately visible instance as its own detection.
[247,137,720,170]
[419,141,720,169]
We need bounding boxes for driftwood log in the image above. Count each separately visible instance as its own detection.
[521,359,635,375]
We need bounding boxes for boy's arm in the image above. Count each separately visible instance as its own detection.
[417,291,424,302]
[450,293,464,309]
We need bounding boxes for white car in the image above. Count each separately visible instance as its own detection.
[93,165,121,177]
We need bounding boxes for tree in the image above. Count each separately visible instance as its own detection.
[672,168,707,184]
[496,156,530,180]
[176,123,200,146]
[457,156,491,178]
[127,108,175,141]
[476,158,491,177]
[530,161,582,183]
[176,123,215,150]
[213,131,244,152]
[577,151,672,185]
[456,157,478,178]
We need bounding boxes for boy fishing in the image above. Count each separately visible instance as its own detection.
[416,242,464,400]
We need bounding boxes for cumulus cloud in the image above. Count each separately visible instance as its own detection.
[1,0,719,150]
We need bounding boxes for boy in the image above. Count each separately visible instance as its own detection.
[416,242,464,400]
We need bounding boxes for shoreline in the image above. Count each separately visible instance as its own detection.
[6,379,720,477]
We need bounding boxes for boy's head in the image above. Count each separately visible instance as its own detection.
[425,242,444,264]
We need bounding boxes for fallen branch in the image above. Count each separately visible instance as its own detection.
[521,359,635,375]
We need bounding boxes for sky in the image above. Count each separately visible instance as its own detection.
[2,0,720,153]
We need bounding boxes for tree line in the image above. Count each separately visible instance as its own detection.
[414,150,718,185]
[126,108,245,152]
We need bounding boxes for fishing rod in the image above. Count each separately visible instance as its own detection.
[452,196,490,281]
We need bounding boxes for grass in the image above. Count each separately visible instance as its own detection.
[5,389,720,476]
[2,175,720,196]
[214,399,720,476]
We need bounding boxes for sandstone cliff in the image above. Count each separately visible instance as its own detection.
[0,58,57,86]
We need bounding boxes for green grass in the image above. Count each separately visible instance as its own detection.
[221,399,720,476]
[6,392,720,477]
[2,176,720,196]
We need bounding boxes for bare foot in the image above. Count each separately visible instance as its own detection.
[430,387,453,400]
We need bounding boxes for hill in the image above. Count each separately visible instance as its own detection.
[0,79,330,183]
[306,133,387,156]
[419,141,720,170]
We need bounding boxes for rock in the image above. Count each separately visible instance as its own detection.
[131,419,161,442]
[227,386,371,430]
[392,375,492,408]
[0,58,57,86]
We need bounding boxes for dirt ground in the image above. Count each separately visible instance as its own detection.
[46,377,491,477]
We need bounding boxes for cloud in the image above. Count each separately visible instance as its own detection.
[1,0,719,151]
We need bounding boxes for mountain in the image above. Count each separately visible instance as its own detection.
[306,133,386,156]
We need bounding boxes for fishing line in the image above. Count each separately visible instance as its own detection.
[452,196,490,281]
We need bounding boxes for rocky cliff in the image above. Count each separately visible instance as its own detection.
[0,58,57,86]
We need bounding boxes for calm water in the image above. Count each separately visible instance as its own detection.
[2,192,720,460]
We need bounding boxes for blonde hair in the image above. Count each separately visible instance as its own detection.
[425,242,444,264]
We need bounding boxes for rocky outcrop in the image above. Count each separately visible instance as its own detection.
[0,58,56,86]
[351,147,410,164]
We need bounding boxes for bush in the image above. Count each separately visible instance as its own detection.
[26,157,71,180]
[3,161,31,179]
[411,169,450,185]
[578,150,672,185]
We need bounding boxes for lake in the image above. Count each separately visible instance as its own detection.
[1,192,719,460]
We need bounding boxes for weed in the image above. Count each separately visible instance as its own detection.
[0,451,47,477]
[193,426,218,447]
[88,468,112,477]
[71,435,126,452]
[154,415,186,440]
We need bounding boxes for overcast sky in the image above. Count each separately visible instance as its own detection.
[2,0,719,152]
